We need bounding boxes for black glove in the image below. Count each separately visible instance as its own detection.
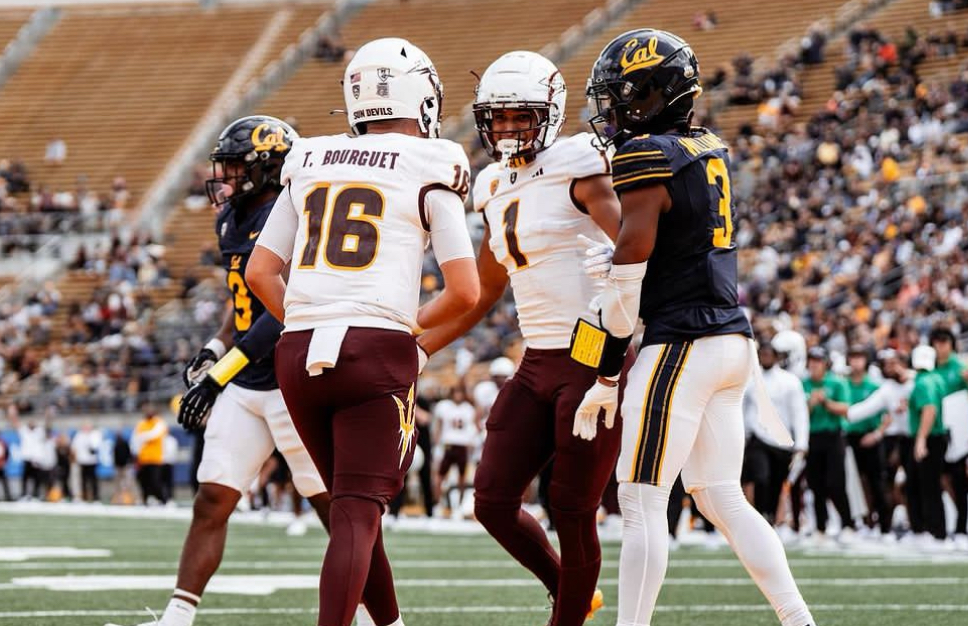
[182,348,218,388]
[178,376,222,432]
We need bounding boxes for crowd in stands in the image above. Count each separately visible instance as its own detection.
[0,5,965,548]
[0,154,134,256]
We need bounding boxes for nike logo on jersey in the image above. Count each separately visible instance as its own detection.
[249,231,261,240]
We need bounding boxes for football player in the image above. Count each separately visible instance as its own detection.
[577,30,815,626]
[416,50,626,626]
[246,38,479,626]
[107,116,331,626]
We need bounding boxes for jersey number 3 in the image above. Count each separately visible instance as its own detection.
[299,184,385,270]
[707,157,733,248]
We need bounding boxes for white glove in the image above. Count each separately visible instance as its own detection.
[573,380,619,441]
[787,450,807,483]
[417,345,429,374]
[578,234,614,279]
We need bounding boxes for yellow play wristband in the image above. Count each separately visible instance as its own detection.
[207,347,250,387]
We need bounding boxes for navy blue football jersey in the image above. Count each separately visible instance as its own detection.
[611,128,752,346]
[215,198,277,390]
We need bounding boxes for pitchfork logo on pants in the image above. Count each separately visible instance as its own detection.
[394,383,416,468]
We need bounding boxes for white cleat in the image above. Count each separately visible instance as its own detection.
[953,534,968,552]
[104,607,160,626]
[286,518,308,536]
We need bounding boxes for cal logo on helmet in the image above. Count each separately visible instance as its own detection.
[250,123,290,152]
[620,37,665,75]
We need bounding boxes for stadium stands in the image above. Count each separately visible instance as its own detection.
[0,2,311,205]
[257,0,607,138]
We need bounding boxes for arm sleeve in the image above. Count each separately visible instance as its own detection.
[611,138,673,195]
[236,311,284,363]
[789,380,810,449]
[255,186,298,263]
[427,189,475,265]
[847,385,889,422]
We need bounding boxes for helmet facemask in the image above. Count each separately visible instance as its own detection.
[205,150,278,208]
[474,103,555,165]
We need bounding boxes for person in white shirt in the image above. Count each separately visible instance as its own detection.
[8,407,45,500]
[71,421,102,502]
[847,349,915,538]
[433,386,478,515]
[743,343,809,524]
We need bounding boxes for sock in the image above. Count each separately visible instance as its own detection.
[319,496,383,626]
[692,483,815,626]
[550,507,602,626]
[354,605,375,626]
[158,592,198,626]
[474,498,560,594]
[616,482,671,626]
[360,526,400,625]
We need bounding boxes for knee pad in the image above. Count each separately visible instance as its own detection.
[618,482,671,527]
[690,483,746,529]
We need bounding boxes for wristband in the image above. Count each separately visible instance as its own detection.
[597,332,631,378]
[207,347,250,387]
[204,338,228,360]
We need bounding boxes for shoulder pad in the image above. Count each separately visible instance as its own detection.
[611,134,674,195]
[471,163,501,213]
[550,133,612,179]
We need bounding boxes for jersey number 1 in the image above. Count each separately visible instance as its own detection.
[502,199,528,269]
[298,184,385,270]
[707,157,733,248]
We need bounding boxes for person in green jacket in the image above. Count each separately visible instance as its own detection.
[909,345,948,542]
[844,346,892,536]
[803,347,855,539]
[930,326,967,547]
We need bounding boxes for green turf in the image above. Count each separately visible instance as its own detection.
[1,511,967,625]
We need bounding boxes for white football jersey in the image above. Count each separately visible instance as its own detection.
[473,133,612,349]
[260,132,472,333]
[435,399,478,447]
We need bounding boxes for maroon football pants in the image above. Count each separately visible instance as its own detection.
[473,347,631,626]
[276,328,418,626]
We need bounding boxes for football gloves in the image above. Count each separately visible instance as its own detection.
[178,376,221,432]
[574,379,619,441]
[579,234,614,279]
[178,346,251,432]
[182,348,218,387]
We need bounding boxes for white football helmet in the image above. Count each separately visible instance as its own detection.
[343,38,443,137]
[771,329,807,378]
[473,51,566,163]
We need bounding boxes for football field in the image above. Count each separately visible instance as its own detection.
[1,508,967,626]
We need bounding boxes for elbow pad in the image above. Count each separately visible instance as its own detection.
[600,261,647,338]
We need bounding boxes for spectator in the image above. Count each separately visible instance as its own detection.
[0,435,10,501]
[844,347,893,536]
[71,421,102,502]
[111,429,135,505]
[803,347,856,540]
[928,327,968,547]
[53,432,72,502]
[908,345,949,543]
[8,406,45,499]
[131,406,168,505]
[743,342,809,525]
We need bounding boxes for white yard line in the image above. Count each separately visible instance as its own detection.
[2,604,968,619]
